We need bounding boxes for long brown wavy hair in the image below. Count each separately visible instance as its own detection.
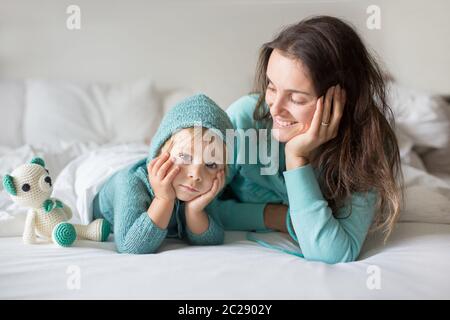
[253,16,404,242]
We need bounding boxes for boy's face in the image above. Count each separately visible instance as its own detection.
[168,129,225,202]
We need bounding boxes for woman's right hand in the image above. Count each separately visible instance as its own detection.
[264,203,288,233]
[147,152,180,202]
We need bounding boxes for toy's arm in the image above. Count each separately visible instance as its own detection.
[54,199,72,221]
[61,203,72,221]
[22,210,37,244]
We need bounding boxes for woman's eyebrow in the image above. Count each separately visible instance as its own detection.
[267,75,312,96]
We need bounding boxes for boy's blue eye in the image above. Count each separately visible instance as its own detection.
[206,162,217,169]
[178,152,192,163]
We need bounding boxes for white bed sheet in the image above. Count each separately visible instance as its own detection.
[1,222,449,299]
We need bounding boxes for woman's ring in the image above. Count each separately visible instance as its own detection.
[321,121,330,126]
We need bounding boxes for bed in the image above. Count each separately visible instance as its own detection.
[0,78,449,299]
[1,0,450,301]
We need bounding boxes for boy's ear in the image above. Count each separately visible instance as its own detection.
[30,157,45,168]
[3,174,17,196]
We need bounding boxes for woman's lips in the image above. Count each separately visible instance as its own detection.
[274,117,298,128]
[180,184,199,193]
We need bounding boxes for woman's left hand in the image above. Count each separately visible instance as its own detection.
[184,170,226,214]
[285,84,346,164]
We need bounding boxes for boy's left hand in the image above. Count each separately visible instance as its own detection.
[184,170,225,214]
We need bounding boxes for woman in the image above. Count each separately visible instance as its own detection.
[208,16,404,264]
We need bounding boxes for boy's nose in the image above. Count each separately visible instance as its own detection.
[187,166,202,182]
[188,174,201,182]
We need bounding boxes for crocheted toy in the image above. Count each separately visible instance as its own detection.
[3,157,111,247]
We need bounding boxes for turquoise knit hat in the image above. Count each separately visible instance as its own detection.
[148,93,233,163]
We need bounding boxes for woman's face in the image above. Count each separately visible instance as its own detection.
[168,129,225,202]
[265,49,318,143]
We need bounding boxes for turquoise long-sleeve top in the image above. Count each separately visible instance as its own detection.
[92,159,224,254]
[207,94,378,264]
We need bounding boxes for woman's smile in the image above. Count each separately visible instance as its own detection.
[273,116,299,128]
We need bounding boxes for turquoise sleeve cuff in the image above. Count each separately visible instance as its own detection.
[118,212,168,254]
[282,163,324,212]
[186,215,224,245]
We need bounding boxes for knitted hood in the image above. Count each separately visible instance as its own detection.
[147,93,233,163]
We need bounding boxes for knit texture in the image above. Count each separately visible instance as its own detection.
[148,93,233,162]
[52,222,77,247]
[93,94,232,254]
[74,218,111,241]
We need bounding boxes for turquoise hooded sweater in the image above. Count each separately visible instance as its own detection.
[92,94,233,254]
[206,94,379,264]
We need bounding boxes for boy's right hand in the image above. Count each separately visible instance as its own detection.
[147,152,180,202]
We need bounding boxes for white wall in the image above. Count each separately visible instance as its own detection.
[0,0,448,107]
[380,0,450,95]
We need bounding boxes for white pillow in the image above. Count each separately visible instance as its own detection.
[387,81,450,150]
[420,99,450,174]
[397,162,450,224]
[395,127,427,171]
[399,185,450,224]
[104,79,162,143]
[23,78,161,146]
[422,147,450,175]
[0,80,25,147]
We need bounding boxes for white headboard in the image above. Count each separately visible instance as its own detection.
[1,0,449,107]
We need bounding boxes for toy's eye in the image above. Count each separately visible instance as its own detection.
[45,169,49,174]
[22,184,31,192]
[38,175,52,191]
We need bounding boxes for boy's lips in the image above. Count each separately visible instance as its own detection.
[179,184,199,193]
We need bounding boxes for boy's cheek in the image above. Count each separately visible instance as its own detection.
[205,177,218,192]
[171,175,182,189]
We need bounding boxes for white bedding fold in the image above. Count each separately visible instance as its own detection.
[52,143,149,224]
